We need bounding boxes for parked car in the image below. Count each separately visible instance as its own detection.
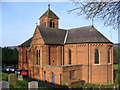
[15,69,22,75]
[21,70,28,76]
[5,66,15,72]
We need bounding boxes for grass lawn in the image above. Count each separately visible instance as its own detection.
[1,72,48,89]
[73,83,118,88]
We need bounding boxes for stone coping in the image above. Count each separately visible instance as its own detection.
[43,64,82,68]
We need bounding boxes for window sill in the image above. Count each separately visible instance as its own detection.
[93,64,100,65]
[36,65,40,67]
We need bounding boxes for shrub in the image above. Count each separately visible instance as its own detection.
[2,72,8,81]
[115,74,120,85]
[0,72,2,81]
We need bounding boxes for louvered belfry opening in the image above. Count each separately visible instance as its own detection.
[39,8,59,29]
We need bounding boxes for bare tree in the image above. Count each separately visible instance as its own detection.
[68,1,120,30]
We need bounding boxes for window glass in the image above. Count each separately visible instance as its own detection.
[94,49,99,64]
[36,50,40,65]
[108,49,110,63]
[68,49,72,64]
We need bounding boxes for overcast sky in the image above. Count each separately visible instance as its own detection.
[1,2,118,46]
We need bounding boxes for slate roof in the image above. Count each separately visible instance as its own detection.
[19,37,32,47]
[40,9,59,19]
[19,26,112,47]
[66,26,112,44]
[37,26,67,44]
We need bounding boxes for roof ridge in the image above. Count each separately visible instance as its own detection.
[68,25,93,30]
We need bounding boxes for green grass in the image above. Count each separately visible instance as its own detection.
[100,83,118,88]
[73,83,118,88]
[1,72,47,89]
[2,71,119,89]
[85,83,118,88]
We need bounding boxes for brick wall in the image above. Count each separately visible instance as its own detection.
[42,64,82,85]
[64,43,113,84]
[18,29,113,85]
[40,17,59,28]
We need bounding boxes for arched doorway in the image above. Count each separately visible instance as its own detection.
[52,72,55,83]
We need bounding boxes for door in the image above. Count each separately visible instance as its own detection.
[52,72,55,83]
[44,71,46,82]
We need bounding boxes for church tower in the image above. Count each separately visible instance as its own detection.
[39,4,59,29]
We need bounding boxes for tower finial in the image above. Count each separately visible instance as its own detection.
[48,4,50,9]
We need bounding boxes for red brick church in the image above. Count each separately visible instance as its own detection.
[18,6,113,86]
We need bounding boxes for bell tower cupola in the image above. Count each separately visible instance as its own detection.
[39,4,59,29]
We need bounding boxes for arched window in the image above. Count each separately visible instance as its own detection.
[94,49,100,64]
[52,72,55,83]
[50,20,55,28]
[108,49,110,63]
[50,21,52,27]
[36,50,40,65]
[68,49,72,64]
[38,50,40,64]
[36,50,38,64]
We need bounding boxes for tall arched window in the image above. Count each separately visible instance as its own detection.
[94,49,100,64]
[36,50,40,65]
[108,49,110,63]
[68,49,72,64]
[50,21,52,27]
[38,50,40,65]
[36,50,38,64]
